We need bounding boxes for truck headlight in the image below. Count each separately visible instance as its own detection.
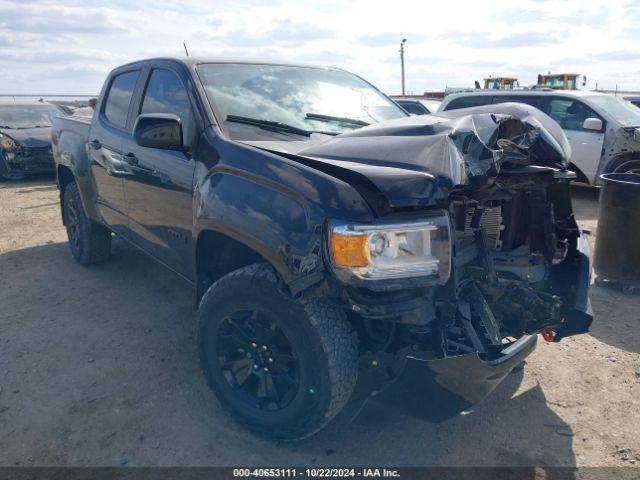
[328,211,451,283]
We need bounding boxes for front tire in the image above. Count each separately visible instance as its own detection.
[62,181,111,265]
[198,263,358,441]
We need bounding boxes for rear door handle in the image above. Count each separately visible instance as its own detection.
[89,139,101,150]
[122,152,138,166]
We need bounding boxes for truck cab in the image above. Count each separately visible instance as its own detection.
[483,77,519,90]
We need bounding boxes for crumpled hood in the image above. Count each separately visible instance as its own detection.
[0,127,52,148]
[250,103,571,210]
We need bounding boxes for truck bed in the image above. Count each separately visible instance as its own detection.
[52,114,91,173]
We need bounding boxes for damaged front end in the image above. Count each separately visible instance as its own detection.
[312,104,593,407]
[377,166,593,407]
[0,130,56,179]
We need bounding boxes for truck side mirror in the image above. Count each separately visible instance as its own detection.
[582,117,602,131]
[133,114,186,150]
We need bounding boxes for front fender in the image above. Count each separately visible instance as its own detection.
[192,133,374,292]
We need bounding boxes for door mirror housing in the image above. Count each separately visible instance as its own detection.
[133,114,186,150]
[582,117,603,131]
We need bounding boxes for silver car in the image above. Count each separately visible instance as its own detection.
[439,90,640,183]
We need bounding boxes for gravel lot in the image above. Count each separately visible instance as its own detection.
[0,179,639,468]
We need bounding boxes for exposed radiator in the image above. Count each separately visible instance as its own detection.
[458,205,504,249]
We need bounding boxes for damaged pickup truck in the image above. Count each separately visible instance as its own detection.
[51,58,592,440]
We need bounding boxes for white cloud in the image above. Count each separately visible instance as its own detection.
[0,0,638,94]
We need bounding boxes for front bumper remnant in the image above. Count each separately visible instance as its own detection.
[550,231,593,341]
[372,335,537,420]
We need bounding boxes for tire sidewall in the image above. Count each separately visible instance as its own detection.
[62,183,88,263]
[198,272,334,434]
[613,158,640,174]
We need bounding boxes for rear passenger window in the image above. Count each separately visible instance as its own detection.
[545,98,601,131]
[103,70,140,128]
[445,96,493,110]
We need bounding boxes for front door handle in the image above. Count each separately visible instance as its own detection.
[89,139,102,150]
[122,152,138,166]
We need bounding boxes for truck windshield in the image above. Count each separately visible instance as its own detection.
[196,64,406,138]
[587,95,640,127]
[0,105,61,129]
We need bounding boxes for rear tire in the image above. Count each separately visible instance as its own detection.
[62,181,111,265]
[198,263,358,441]
[612,158,640,175]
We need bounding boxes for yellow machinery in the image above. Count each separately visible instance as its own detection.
[483,77,519,89]
[537,73,586,90]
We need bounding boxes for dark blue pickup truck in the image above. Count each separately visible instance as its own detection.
[52,57,592,440]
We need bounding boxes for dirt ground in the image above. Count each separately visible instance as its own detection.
[0,179,639,469]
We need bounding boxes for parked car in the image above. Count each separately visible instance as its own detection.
[439,90,640,181]
[52,58,592,440]
[0,101,64,180]
[392,96,441,115]
[622,95,640,109]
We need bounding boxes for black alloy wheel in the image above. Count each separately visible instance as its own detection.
[62,181,111,265]
[217,309,299,411]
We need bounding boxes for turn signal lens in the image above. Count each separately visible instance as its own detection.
[330,233,369,268]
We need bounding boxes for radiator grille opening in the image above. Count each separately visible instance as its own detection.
[458,206,504,249]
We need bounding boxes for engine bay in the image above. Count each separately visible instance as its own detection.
[428,166,590,360]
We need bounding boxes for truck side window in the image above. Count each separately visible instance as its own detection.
[141,69,192,141]
[103,70,140,129]
[546,98,601,131]
[445,96,493,110]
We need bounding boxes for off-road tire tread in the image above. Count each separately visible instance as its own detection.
[63,182,111,265]
[198,263,358,440]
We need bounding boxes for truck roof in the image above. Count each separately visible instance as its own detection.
[117,56,335,70]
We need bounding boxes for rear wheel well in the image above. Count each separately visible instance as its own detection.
[57,165,75,224]
[195,230,268,305]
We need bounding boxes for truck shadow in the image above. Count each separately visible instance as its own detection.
[0,239,576,469]
[301,365,577,470]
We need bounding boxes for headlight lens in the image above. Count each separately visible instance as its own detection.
[328,211,451,283]
[0,134,17,152]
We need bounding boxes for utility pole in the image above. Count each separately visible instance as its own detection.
[400,38,407,95]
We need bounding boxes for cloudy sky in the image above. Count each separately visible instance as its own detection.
[1,0,639,96]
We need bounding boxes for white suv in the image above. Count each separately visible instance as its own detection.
[439,90,640,184]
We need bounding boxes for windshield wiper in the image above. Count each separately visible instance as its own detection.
[226,115,319,137]
[305,113,370,127]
